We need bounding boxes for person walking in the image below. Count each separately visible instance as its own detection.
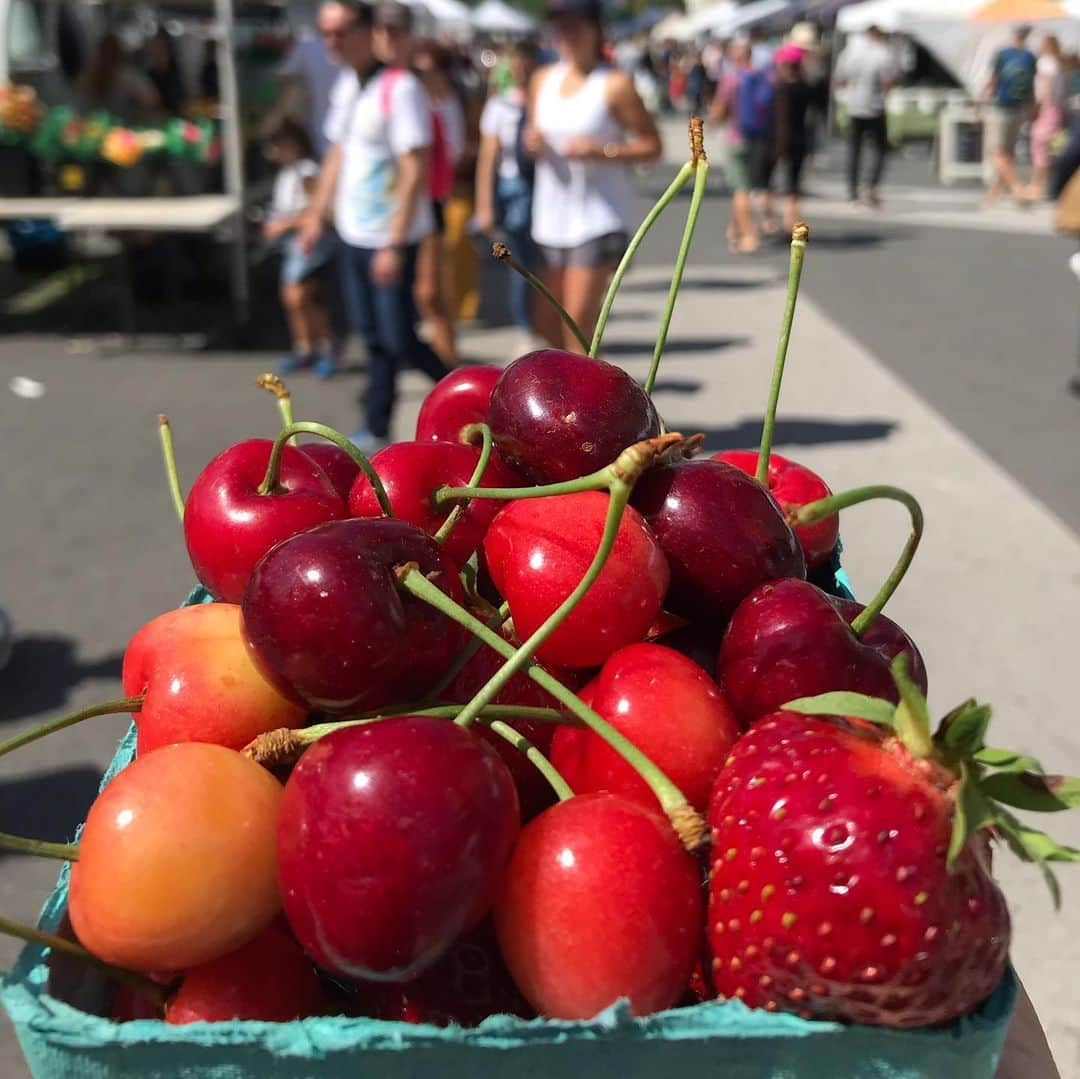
[834,24,896,208]
[277,2,343,159]
[772,44,819,234]
[474,40,541,349]
[1029,34,1067,202]
[300,0,447,453]
[983,25,1037,206]
[523,0,661,351]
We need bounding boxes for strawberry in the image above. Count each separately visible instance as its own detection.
[707,657,1080,1028]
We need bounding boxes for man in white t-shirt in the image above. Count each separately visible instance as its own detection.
[300,0,446,452]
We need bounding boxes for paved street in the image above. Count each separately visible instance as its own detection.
[0,136,1078,1076]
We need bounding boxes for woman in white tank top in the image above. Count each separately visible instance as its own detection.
[524,0,662,351]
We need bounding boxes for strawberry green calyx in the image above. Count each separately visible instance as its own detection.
[783,654,1080,902]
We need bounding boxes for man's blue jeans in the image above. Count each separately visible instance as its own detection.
[340,242,447,439]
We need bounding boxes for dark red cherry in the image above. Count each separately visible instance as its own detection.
[241,518,465,713]
[277,717,520,982]
[631,459,805,623]
[184,439,345,603]
[827,594,928,696]
[415,364,502,443]
[299,442,362,503]
[487,350,660,483]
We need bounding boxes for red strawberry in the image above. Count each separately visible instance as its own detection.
[707,662,1080,1028]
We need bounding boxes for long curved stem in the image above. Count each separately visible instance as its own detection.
[0,697,143,762]
[421,601,511,703]
[644,156,710,395]
[434,424,493,545]
[0,833,78,861]
[487,719,574,801]
[156,415,185,523]
[756,223,810,486]
[795,484,923,635]
[434,464,611,508]
[257,420,392,517]
[0,914,167,1005]
[590,162,694,358]
[492,243,589,353]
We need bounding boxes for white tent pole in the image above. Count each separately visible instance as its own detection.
[0,0,13,84]
[213,0,250,322]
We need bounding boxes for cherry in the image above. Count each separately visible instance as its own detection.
[829,593,929,696]
[483,491,669,669]
[631,458,805,623]
[655,621,725,680]
[277,717,519,982]
[122,603,306,755]
[241,518,465,713]
[298,441,362,502]
[415,364,502,443]
[349,441,521,567]
[110,983,164,1022]
[165,925,325,1024]
[69,743,282,972]
[184,439,344,603]
[718,578,926,727]
[550,643,740,813]
[495,793,702,1019]
[487,350,660,483]
[713,450,839,571]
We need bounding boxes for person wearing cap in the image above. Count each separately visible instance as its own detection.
[300,0,448,453]
[523,0,662,350]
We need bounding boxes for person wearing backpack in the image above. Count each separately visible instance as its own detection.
[709,38,775,254]
[982,25,1037,206]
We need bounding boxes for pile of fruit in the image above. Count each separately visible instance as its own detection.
[3,134,1078,1067]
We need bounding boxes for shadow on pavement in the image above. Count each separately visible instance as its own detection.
[650,378,704,395]
[0,767,104,847]
[691,416,898,451]
[616,276,770,294]
[0,637,123,725]
[603,335,750,357]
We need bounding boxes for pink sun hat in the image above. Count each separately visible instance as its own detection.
[773,43,806,66]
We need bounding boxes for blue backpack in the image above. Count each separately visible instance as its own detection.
[737,69,775,139]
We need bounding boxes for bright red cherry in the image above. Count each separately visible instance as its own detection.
[495,793,702,1019]
[550,643,740,813]
[415,364,502,443]
[299,442,362,502]
[718,578,926,727]
[277,718,520,982]
[184,439,344,603]
[241,518,465,713]
[69,743,282,972]
[122,603,306,754]
[829,594,928,695]
[714,450,839,571]
[349,440,521,567]
[165,925,325,1024]
[631,459,805,623]
[487,350,660,483]
[483,491,669,669]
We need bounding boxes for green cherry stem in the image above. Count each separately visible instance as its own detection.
[0,833,78,861]
[156,414,185,523]
[590,161,695,358]
[0,914,168,1005]
[487,719,574,801]
[433,423,493,545]
[795,484,924,636]
[0,697,144,762]
[421,600,510,704]
[257,420,393,517]
[255,372,296,435]
[492,242,589,353]
[756,222,810,486]
[644,120,709,395]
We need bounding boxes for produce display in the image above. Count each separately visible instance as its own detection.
[2,123,1076,1077]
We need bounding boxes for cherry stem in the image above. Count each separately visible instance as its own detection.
[421,600,510,703]
[0,914,168,1006]
[433,423,493,545]
[796,484,924,635]
[257,421,392,516]
[156,414,185,523]
[644,143,710,396]
[0,832,78,861]
[492,242,589,353]
[255,372,296,436]
[397,566,707,851]
[590,160,695,359]
[0,696,144,762]
[487,719,574,801]
[756,222,810,486]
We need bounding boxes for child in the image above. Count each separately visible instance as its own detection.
[264,118,336,377]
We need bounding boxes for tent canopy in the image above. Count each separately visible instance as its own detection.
[471,0,537,34]
[836,0,982,33]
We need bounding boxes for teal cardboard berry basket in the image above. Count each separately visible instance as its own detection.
[1,574,1018,1079]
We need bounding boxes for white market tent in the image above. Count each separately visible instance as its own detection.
[836,0,983,33]
[649,10,697,42]
[403,0,471,32]
[708,0,796,36]
[471,0,538,35]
